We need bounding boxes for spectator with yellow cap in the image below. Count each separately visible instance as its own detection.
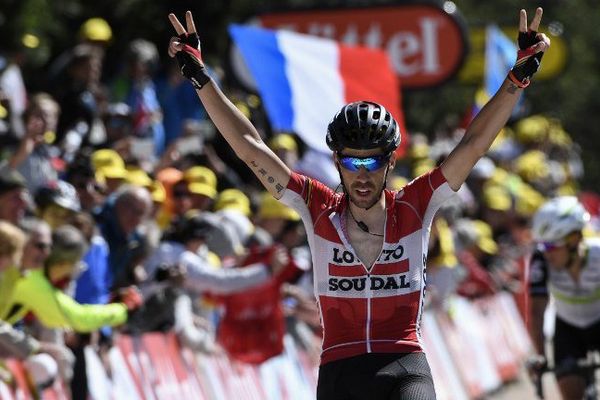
[426,217,461,308]
[170,178,194,219]
[184,165,217,188]
[182,166,217,212]
[454,218,499,298]
[255,192,301,242]
[514,150,551,187]
[79,18,112,45]
[91,148,124,171]
[214,189,254,253]
[514,114,550,149]
[215,188,250,217]
[269,133,299,170]
[92,148,127,194]
[481,184,513,235]
[124,167,153,188]
[49,17,112,81]
[149,180,166,207]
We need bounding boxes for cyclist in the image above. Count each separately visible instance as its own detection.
[529,196,600,399]
[167,8,549,399]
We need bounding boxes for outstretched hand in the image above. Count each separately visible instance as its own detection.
[509,7,551,88]
[168,11,211,90]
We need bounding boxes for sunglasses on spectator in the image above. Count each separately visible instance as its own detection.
[73,180,102,192]
[173,190,191,198]
[537,240,566,252]
[337,153,391,172]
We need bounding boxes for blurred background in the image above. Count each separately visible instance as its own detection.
[1,0,598,186]
[0,1,595,399]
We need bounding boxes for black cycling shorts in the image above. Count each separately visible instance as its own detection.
[316,352,436,400]
[553,316,600,378]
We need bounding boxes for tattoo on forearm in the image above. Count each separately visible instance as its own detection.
[249,160,285,194]
[506,83,518,94]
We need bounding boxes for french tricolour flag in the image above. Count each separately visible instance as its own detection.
[229,24,407,155]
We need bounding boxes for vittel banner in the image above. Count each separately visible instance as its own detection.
[257,4,468,89]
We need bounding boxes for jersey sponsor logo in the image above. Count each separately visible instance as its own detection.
[328,274,411,292]
[332,248,357,264]
[331,245,405,265]
[378,245,405,262]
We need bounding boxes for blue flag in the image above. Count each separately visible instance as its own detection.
[485,25,517,96]
[470,25,523,120]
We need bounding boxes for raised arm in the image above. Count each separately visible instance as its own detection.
[441,8,550,190]
[168,11,291,199]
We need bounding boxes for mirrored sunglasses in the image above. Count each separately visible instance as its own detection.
[338,153,390,172]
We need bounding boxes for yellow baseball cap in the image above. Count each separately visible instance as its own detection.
[95,165,127,184]
[91,149,125,171]
[515,150,549,183]
[515,115,550,144]
[214,189,251,216]
[188,182,217,199]
[472,220,498,255]
[184,166,217,189]
[483,185,512,212]
[125,167,153,188]
[514,184,545,217]
[269,134,298,152]
[79,18,112,43]
[258,192,300,221]
[150,181,166,203]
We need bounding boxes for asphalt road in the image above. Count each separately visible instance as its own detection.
[488,369,560,400]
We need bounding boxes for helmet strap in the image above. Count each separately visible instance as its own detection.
[365,165,390,210]
[565,234,584,269]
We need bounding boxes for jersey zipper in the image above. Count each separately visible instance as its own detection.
[366,242,386,353]
[366,272,372,353]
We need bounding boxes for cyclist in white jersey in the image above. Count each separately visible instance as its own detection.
[529,196,600,399]
[166,8,549,400]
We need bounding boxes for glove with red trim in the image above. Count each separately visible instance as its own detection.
[508,30,545,88]
[175,32,211,90]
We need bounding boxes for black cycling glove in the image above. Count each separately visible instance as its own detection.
[175,32,211,90]
[509,30,544,88]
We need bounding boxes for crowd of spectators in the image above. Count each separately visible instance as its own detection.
[0,16,595,399]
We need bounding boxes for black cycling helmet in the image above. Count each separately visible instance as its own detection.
[326,101,400,154]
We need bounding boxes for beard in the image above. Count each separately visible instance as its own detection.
[347,181,382,209]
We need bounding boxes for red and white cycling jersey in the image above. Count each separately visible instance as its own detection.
[280,167,455,365]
